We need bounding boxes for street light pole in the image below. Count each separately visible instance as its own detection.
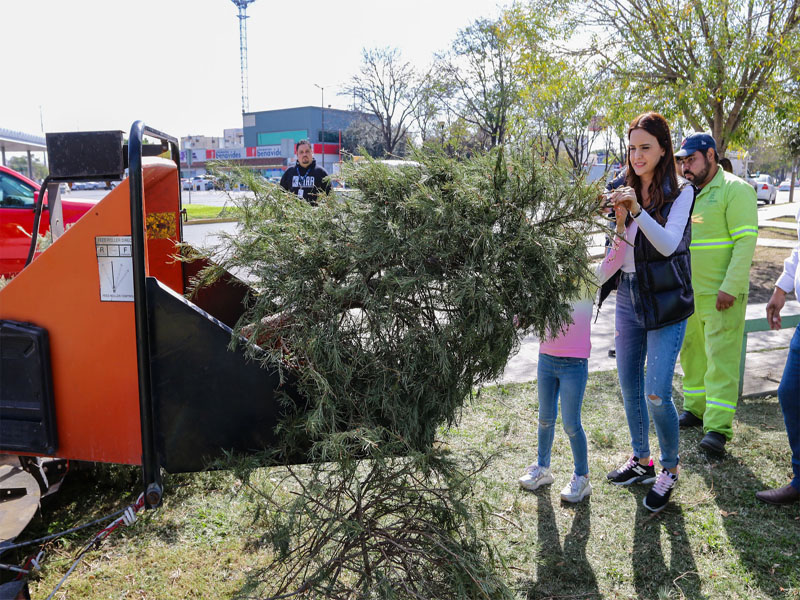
[314,83,325,171]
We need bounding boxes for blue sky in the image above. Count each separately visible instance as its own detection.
[2,0,510,141]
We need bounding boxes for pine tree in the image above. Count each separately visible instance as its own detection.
[199,148,600,598]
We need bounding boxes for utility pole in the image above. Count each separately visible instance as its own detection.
[315,84,325,171]
[231,0,256,114]
[40,105,47,168]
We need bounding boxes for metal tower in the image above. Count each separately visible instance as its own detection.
[231,0,256,114]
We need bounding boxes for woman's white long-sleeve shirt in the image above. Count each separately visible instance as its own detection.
[620,187,694,273]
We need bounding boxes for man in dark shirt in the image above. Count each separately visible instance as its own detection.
[279,139,331,204]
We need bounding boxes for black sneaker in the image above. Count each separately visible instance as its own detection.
[643,468,678,513]
[606,456,656,486]
[699,431,726,455]
[678,411,703,428]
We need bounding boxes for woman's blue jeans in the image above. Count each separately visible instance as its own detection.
[777,324,800,491]
[615,272,686,470]
[537,353,589,476]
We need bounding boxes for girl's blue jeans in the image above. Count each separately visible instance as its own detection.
[537,353,589,476]
[615,272,686,470]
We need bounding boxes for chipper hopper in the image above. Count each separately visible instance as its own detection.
[0,123,295,561]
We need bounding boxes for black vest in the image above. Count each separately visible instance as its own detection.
[599,177,696,330]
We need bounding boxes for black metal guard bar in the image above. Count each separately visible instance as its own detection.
[127,121,180,508]
[24,175,54,268]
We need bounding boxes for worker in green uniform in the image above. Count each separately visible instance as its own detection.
[675,133,758,455]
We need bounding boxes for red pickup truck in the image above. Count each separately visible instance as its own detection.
[0,165,97,278]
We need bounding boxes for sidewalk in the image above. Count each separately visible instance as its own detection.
[500,202,800,397]
[500,295,799,398]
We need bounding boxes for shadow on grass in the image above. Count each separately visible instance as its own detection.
[629,489,707,600]
[695,452,799,599]
[677,394,800,599]
[520,488,599,599]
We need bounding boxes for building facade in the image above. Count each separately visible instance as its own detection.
[179,106,372,179]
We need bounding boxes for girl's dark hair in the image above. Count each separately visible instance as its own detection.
[625,112,679,224]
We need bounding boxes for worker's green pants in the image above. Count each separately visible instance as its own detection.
[680,293,748,441]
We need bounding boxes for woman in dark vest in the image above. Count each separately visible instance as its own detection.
[603,112,695,513]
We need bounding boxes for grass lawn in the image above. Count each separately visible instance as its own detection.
[14,371,799,599]
[183,204,241,222]
[750,245,795,302]
[759,227,798,241]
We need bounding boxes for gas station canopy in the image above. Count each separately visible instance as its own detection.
[0,128,46,153]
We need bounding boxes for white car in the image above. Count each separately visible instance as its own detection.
[755,174,777,204]
[191,176,215,191]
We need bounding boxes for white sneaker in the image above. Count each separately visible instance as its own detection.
[560,473,592,503]
[519,465,554,491]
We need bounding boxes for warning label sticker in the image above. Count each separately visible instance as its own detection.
[96,236,134,301]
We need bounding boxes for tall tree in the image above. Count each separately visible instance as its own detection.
[506,2,614,171]
[341,118,387,158]
[409,71,451,146]
[342,47,418,157]
[584,0,800,154]
[518,57,609,171]
[438,17,522,150]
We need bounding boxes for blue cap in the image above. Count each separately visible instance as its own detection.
[675,132,717,157]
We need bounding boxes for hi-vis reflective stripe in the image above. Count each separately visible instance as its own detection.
[683,387,706,396]
[690,236,734,250]
[706,398,737,413]
[729,225,758,240]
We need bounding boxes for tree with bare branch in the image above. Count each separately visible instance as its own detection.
[437,17,522,150]
[342,47,418,157]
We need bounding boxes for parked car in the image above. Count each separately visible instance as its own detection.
[755,174,777,204]
[191,176,215,191]
[0,165,97,278]
[779,178,800,192]
[181,178,192,190]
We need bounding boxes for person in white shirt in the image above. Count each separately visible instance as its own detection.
[760,241,800,505]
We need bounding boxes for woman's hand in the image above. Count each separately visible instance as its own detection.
[614,203,628,235]
[612,186,641,217]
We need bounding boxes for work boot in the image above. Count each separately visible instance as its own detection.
[678,410,703,428]
[756,484,800,506]
[699,431,726,455]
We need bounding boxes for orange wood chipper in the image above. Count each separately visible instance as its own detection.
[0,123,295,575]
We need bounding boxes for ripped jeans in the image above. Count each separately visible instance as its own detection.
[615,272,686,470]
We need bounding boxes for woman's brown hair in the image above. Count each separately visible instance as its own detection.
[625,112,679,225]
